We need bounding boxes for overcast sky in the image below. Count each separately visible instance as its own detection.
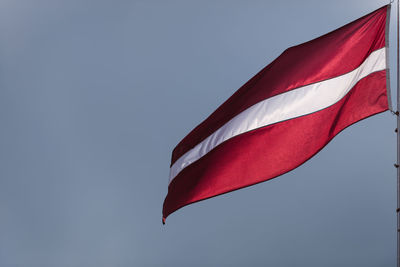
[0,0,397,266]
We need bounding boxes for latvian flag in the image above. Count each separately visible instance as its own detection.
[163,5,391,223]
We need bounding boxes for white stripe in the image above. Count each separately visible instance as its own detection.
[170,48,386,183]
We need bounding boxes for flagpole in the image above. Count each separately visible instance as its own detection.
[397,1,400,266]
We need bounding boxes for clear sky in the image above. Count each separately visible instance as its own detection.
[0,0,396,266]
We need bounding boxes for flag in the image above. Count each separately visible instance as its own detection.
[163,5,391,223]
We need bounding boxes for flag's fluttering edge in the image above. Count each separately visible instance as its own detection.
[163,5,391,223]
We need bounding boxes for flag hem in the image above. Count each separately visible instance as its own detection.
[386,4,393,111]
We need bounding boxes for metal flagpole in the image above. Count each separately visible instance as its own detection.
[397,1,400,266]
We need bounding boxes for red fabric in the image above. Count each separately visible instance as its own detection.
[163,5,390,222]
[171,6,388,165]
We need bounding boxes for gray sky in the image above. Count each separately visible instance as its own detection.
[0,0,396,266]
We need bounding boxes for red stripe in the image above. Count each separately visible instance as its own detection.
[164,70,388,221]
[171,6,388,166]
